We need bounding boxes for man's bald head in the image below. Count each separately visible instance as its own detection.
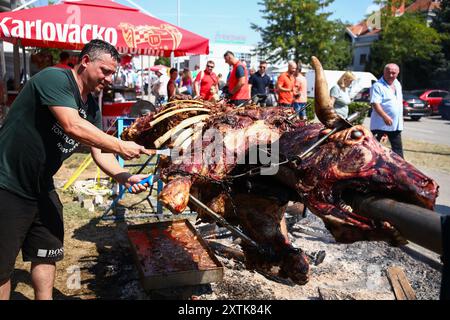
[288,61,297,75]
[383,63,400,85]
[384,63,400,72]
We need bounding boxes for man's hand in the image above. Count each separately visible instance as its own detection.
[126,174,152,194]
[372,103,394,127]
[115,173,151,194]
[118,141,153,160]
[383,115,393,126]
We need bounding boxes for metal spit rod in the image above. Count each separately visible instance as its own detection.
[350,194,443,254]
[276,112,360,167]
[189,194,263,251]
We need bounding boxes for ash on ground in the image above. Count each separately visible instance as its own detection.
[11,204,442,300]
[99,212,442,300]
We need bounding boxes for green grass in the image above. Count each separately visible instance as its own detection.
[63,199,96,221]
[403,139,450,174]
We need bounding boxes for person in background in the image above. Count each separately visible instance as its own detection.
[265,81,278,107]
[217,73,226,91]
[249,67,256,79]
[180,68,193,96]
[330,71,356,119]
[143,72,149,96]
[293,62,308,120]
[224,51,250,106]
[167,68,179,101]
[194,61,218,101]
[151,67,169,105]
[191,65,201,80]
[175,69,183,88]
[293,62,308,119]
[276,61,296,108]
[249,61,272,107]
[54,52,72,70]
[370,63,404,158]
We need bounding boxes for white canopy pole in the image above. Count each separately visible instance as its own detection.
[0,41,6,81]
[176,0,180,71]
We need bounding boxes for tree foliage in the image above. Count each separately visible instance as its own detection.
[366,1,448,89]
[251,0,351,69]
[432,0,450,52]
[154,57,171,67]
[366,11,441,87]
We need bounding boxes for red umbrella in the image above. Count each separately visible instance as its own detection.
[0,0,209,57]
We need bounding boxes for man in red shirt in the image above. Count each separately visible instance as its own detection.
[276,61,297,107]
[194,61,218,101]
[224,51,250,106]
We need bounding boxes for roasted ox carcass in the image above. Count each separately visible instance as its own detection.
[121,57,439,285]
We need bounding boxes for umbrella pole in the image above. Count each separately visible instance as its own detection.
[13,44,20,90]
[22,45,27,84]
[141,55,144,99]
[0,41,5,81]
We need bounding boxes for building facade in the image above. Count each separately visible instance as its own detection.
[346,0,442,71]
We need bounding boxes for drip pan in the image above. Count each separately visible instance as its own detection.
[127,219,224,290]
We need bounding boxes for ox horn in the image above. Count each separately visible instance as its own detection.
[311,56,347,129]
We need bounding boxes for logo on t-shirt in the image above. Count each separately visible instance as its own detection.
[51,106,88,154]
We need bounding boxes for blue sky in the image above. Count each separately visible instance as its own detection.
[118,0,378,44]
[37,0,377,45]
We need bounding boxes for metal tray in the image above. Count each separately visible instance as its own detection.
[127,219,224,291]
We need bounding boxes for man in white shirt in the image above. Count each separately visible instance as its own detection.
[370,63,404,158]
[151,68,169,104]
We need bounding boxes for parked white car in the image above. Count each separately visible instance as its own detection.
[305,69,377,99]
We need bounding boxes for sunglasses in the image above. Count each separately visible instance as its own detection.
[207,65,214,68]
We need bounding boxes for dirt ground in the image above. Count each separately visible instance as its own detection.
[11,198,442,300]
[9,141,445,300]
[10,177,442,300]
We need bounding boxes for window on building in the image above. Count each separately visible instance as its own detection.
[360,54,367,65]
[235,52,252,68]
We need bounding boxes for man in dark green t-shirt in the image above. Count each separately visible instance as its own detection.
[0,40,152,300]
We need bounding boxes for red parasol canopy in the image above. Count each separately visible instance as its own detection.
[0,0,209,57]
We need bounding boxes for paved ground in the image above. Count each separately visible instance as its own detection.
[364,116,450,147]
[403,116,450,147]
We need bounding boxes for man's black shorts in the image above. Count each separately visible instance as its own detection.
[0,188,64,282]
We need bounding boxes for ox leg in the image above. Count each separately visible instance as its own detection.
[233,194,310,285]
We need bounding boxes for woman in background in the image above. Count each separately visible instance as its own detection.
[330,71,356,119]
[180,68,193,96]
